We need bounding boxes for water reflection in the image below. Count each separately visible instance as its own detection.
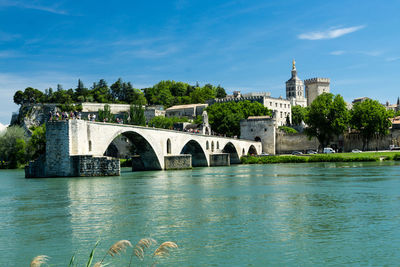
[0,162,400,266]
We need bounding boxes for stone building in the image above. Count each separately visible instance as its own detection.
[209,92,291,127]
[286,60,307,107]
[165,103,208,119]
[304,78,330,106]
[240,116,276,154]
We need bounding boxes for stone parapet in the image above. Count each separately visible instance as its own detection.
[304,78,330,84]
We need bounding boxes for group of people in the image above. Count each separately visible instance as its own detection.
[49,111,82,121]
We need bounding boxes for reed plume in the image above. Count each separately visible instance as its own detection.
[30,255,49,267]
[99,240,132,264]
[153,241,178,257]
[128,238,157,266]
[107,240,132,257]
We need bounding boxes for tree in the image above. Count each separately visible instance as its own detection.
[304,93,349,149]
[0,126,27,168]
[206,100,271,137]
[75,79,89,102]
[291,105,306,125]
[27,124,46,160]
[92,79,110,103]
[148,116,188,129]
[128,105,146,126]
[98,104,114,122]
[350,99,391,150]
[215,85,227,98]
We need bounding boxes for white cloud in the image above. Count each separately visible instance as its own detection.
[330,50,346,55]
[386,56,400,62]
[0,0,67,15]
[298,25,365,40]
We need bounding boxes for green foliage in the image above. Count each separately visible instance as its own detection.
[148,116,189,129]
[278,126,298,134]
[206,100,271,137]
[128,105,146,126]
[13,79,226,109]
[194,115,203,124]
[291,105,306,125]
[241,154,380,164]
[0,126,27,168]
[13,87,44,105]
[97,104,114,122]
[350,99,391,150]
[304,93,349,148]
[27,124,46,160]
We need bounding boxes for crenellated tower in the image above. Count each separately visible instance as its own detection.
[304,77,330,106]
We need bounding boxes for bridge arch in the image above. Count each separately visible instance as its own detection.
[248,145,258,156]
[180,140,208,167]
[222,142,240,164]
[104,130,162,171]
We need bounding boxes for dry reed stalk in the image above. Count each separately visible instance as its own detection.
[128,238,157,267]
[99,240,132,264]
[107,240,133,257]
[153,241,178,257]
[30,255,49,267]
[93,262,109,267]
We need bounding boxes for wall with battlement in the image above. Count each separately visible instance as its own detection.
[305,78,330,106]
[304,78,330,84]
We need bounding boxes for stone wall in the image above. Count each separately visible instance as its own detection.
[276,132,319,154]
[45,121,72,177]
[71,155,120,176]
[164,154,192,170]
[209,153,230,166]
[343,129,400,151]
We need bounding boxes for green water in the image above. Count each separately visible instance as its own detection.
[1,162,400,266]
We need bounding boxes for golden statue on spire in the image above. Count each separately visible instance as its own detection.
[292,59,296,70]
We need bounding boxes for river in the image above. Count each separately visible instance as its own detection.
[1,162,400,266]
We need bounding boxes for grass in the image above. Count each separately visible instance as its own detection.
[241,151,400,164]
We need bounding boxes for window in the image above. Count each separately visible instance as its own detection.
[206,141,209,150]
[275,103,277,107]
[167,139,171,154]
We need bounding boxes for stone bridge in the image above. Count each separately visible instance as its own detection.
[26,120,261,177]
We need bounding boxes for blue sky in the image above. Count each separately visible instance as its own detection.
[0,0,399,124]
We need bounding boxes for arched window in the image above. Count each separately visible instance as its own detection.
[206,141,209,150]
[217,141,219,149]
[242,148,245,155]
[255,136,261,142]
[211,141,214,152]
[167,139,171,154]
[89,140,92,152]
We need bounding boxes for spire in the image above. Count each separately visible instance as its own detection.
[397,97,400,105]
[291,59,297,78]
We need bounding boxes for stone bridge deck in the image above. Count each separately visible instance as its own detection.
[26,120,261,177]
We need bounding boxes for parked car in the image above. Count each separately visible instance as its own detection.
[352,149,362,153]
[323,147,335,154]
[306,150,317,154]
[292,151,303,155]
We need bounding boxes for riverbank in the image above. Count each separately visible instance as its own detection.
[241,152,400,164]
